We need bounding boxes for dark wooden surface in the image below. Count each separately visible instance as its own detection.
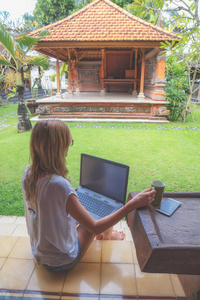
[103,78,137,84]
[127,192,200,275]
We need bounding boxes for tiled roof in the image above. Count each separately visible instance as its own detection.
[30,0,178,42]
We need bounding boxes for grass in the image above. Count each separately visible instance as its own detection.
[0,102,200,216]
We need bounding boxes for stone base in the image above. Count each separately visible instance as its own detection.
[100,89,106,96]
[56,92,62,98]
[132,90,137,96]
[138,92,145,99]
[34,100,169,121]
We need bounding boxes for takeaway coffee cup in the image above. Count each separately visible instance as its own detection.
[151,180,165,206]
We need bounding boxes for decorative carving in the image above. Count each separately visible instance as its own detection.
[153,106,169,116]
[53,106,151,113]
[78,65,100,83]
[145,57,156,85]
[36,105,51,114]
[155,77,166,84]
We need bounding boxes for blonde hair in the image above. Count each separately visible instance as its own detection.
[25,120,71,203]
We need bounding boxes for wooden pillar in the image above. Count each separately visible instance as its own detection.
[74,50,80,94]
[132,49,138,96]
[76,62,80,93]
[56,52,62,98]
[128,49,134,94]
[68,49,72,95]
[100,49,106,96]
[138,49,145,99]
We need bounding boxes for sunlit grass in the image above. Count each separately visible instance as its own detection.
[0,103,200,215]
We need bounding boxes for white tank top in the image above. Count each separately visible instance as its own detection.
[22,166,79,267]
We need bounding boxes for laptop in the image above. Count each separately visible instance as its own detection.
[76,153,129,220]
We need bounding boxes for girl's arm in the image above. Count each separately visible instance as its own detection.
[66,188,156,235]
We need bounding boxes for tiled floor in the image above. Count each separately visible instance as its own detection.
[0,215,186,300]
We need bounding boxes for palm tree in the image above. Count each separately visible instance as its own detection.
[0,23,49,132]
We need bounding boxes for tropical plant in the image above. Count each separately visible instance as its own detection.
[125,0,162,25]
[0,23,49,132]
[0,73,5,105]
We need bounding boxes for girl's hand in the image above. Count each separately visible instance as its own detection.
[127,188,156,211]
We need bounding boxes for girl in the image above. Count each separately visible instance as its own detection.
[22,120,155,272]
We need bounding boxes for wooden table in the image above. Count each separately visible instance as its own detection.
[127,192,200,275]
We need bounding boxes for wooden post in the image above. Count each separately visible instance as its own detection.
[138,49,145,99]
[56,52,62,98]
[68,49,72,95]
[104,49,107,79]
[76,62,80,93]
[100,49,106,96]
[75,50,80,93]
[132,49,138,96]
[128,49,134,94]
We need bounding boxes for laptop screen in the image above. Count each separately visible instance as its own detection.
[80,154,129,204]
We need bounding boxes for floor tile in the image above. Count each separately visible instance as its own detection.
[9,236,33,259]
[0,216,17,223]
[113,222,122,230]
[135,264,175,297]
[14,216,26,224]
[170,274,186,297]
[61,296,98,299]
[102,241,133,263]
[63,262,101,294]
[0,223,18,235]
[27,264,65,293]
[124,227,133,242]
[23,293,60,299]
[99,297,137,300]
[99,297,136,300]
[0,236,18,257]
[100,263,137,295]
[120,220,129,229]
[0,258,35,290]
[0,257,6,269]
[130,244,138,264]
[12,224,29,236]
[80,240,102,263]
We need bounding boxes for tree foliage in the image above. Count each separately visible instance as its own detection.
[125,0,161,25]
[0,10,36,36]
[24,0,134,28]
[165,56,188,121]
[32,0,77,27]
[0,24,50,131]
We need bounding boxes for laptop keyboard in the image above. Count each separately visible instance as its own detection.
[77,191,114,218]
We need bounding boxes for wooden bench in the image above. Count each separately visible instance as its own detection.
[102,78,137,92]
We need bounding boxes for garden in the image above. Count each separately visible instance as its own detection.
[0,103,199,216]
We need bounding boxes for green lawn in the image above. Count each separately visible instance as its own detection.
[0,103,200,216]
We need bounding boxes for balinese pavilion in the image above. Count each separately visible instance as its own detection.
[29,0,179,121]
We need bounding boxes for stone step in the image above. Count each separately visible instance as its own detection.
[39,112,166,120]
